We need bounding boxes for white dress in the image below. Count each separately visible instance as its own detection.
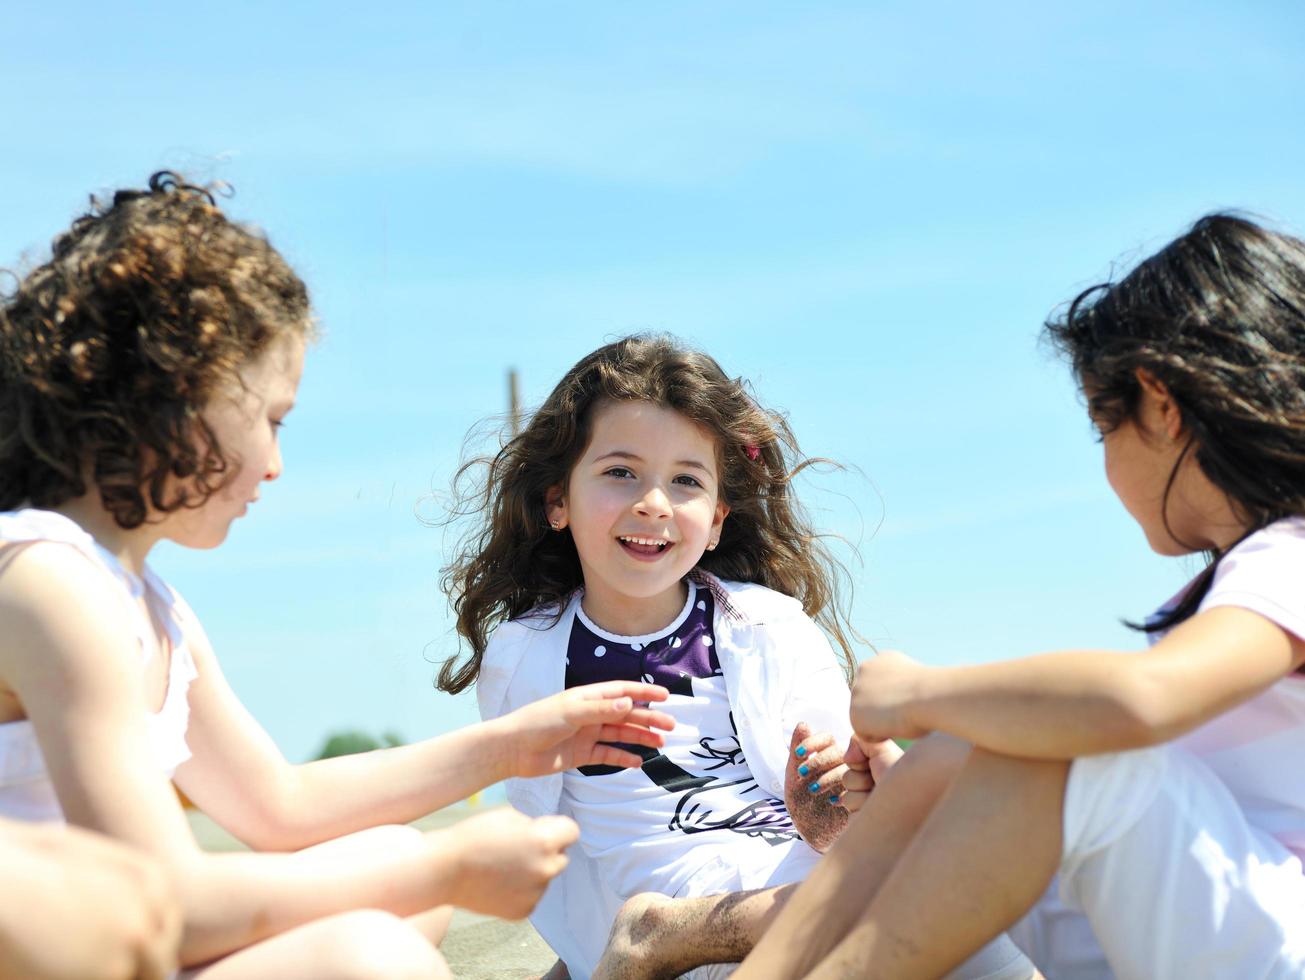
[0,508,198,823]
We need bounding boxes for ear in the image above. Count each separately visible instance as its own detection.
[707,500,730,550]
[1134,368,1185,441]
[545,483,568,530]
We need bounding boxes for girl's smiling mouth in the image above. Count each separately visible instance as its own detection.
[618,535,674,560]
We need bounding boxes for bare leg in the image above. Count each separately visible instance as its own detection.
[406,905,454,946]
[593,884,800,980]
[187,908,450,980]
[593,735,971,980]
[805,749,1067,979]
[733,734,972,980]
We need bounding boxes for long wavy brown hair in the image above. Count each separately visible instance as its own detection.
[1045,213,1305,631]
[0,172,312,528]
[439,334,858,694]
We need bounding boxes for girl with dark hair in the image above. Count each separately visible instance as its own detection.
[0,174,674,979]
[735,214,1305,980]
[449,335,1036,980]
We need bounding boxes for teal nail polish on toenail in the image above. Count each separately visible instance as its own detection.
[798,764,810,776]
[808,782,820,793]
[829,795,840,805]
[795,746,807,758]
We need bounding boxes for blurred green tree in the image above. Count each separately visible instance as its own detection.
[313,730,404,760]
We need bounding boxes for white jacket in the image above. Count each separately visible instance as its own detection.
[476,574,854,979]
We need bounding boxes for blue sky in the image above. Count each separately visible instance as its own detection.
[3,2,1304,762]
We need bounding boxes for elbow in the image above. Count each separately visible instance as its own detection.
[1107,671,1180,750]
[220,783,313,853]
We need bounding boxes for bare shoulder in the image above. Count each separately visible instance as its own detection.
[0,542,142,695]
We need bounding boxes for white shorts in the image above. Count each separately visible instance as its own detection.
[678,838,1034,980]
[1021,744,1305,980]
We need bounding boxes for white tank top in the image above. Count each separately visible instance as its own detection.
[0,509,198,823]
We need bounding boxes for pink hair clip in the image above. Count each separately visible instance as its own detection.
[744,444,760,461]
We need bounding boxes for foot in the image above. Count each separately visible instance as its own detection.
[592,893,686,980]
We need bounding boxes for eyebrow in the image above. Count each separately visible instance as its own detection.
[593,450,713,473]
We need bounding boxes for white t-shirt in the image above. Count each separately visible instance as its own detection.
[560,580,800,900]
[1163,517,1305,860]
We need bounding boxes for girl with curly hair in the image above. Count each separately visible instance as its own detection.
[447,335,1036,980]
[735,214,1305,980]
[0,174,673,979]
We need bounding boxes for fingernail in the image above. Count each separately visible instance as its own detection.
[798,764,810,777]
[829,795,840,805]
[795,746,807,758]
[808,782,820,793]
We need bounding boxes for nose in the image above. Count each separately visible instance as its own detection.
[264,440,284,482]
[633,484,672,520]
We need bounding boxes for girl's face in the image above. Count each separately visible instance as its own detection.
[1093,371,1246,555]
[167,334,305,549]
[547,400,729,634]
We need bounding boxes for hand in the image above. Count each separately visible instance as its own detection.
[783,722,848,851]
[849,650,934,744]
[446,807,580,919]
[839,736,904,813]
[0,821,180,980]
[504,681,676,779]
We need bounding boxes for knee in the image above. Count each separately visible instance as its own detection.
[612,892,675,943]
[313,910,448,980]
[883,732,972,794]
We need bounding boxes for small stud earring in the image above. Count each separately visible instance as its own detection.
[707,541,717,551]
[550,520,562,531]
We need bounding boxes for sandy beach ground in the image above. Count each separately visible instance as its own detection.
[188,805,557,979]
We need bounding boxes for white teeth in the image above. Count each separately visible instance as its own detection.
[619,535,670,549]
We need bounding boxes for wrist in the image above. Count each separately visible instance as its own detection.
[424,828,471,907]
[477,716,519,784]
[902,664,944,733]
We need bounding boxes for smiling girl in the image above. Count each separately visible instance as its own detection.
[0,174,672,979]
[447,335,1036,980]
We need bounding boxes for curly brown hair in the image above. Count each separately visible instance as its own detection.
[439,333,858,694]
[1045,212,1305,630]
[0,172,312,528]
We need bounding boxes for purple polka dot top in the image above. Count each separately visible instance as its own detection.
[565,585,718,696]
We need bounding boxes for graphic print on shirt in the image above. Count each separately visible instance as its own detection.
[565,583,799,846]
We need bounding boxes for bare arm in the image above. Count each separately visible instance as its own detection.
[0,546,575,965]
[851,606,1305,758]
[176,629,672,850]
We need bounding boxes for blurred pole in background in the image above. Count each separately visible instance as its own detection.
[509,368,522,440]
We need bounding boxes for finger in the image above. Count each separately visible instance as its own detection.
[840,789,870,813]
[574,680,670,704]
[795,743,846,778]
[843,768,874,793]
[588,743,651,770]
[844,738,870,769]
[540,852,570,888]
[595,722,667,748]
[623,707,676,731]
[535,815,580,849]
[798,763,848,799]
[796,731,837,758]
[793,746,840,781]
[564,699,676,732]
[788,721,812,754]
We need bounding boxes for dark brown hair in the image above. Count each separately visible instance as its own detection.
[1045,213,1305,630]
[439,334,857,693]
[0,172,312,528]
